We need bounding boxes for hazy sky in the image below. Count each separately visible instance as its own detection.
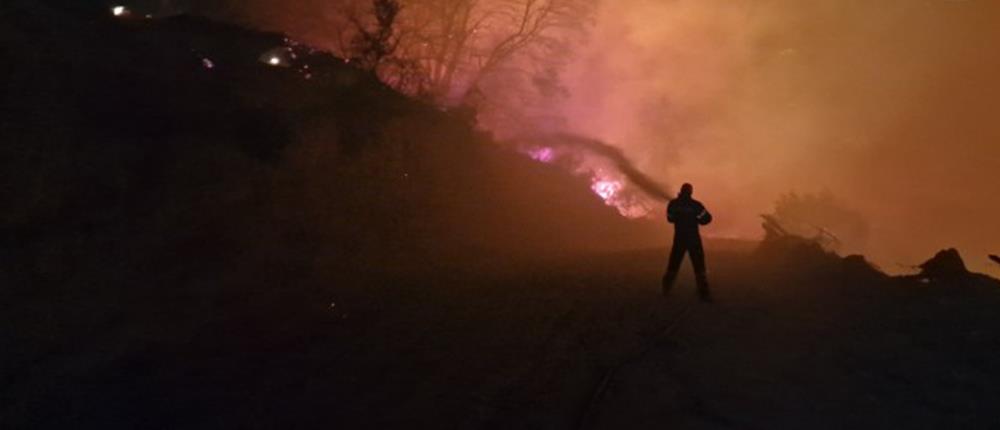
[556,0,1000,273]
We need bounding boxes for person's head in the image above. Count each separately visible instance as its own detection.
[679,183,694,198]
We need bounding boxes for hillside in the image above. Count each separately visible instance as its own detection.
[3,2,663,289]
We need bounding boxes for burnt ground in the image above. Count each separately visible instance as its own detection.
[5,240,1000,429]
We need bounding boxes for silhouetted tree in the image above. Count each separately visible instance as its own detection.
[192,0,592,117]
[395,0,592,104]
[350,0,403,72]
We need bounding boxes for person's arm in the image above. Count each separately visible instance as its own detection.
[666,201,677,223]
[697,203,713,225]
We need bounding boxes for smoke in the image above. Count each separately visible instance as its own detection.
[185,0,1000,273]
[514,133,673,201]
[549,0,1000,273]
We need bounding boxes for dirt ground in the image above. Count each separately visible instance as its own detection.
[6,241,1000,429]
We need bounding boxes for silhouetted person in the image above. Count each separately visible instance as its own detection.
[663,183,713,302]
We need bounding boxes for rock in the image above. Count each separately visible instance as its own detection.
[919,248,969,279]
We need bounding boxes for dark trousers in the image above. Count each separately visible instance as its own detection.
[662,236,711,299]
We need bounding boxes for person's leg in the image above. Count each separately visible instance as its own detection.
[690,241,712,302]
[662,241,687,295]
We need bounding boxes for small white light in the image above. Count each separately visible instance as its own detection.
[112,5,126,16]
[268,56,281,66]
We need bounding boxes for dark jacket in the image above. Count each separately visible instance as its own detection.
[667,196,712,240]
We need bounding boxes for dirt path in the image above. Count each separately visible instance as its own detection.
[584,249,1000,430]
[6,244,1000,428]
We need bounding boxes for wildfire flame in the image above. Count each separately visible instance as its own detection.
[519,143,659,219]
[591,177,622,201]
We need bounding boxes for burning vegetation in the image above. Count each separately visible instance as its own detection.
[512,133,674,218]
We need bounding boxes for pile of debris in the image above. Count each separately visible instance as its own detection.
[755,214,884,280]
[760,213,999,283]
[760,214,841,251]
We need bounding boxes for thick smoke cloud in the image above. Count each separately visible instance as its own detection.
[555,0,1000,273]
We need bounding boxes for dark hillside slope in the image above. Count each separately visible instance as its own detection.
[3,2,662,291]
[2,7,665,427]
[0,4,664,422]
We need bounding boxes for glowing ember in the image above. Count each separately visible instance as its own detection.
[111,6,127,16]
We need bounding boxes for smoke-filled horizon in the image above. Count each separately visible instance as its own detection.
[188,0,1000,274]
[555,0,1000,273]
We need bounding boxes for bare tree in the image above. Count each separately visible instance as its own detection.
[199,0,591,115]
[349,0,403,72]
[392,0,592,104]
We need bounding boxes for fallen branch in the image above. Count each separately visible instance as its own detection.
[760,214,788,238]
